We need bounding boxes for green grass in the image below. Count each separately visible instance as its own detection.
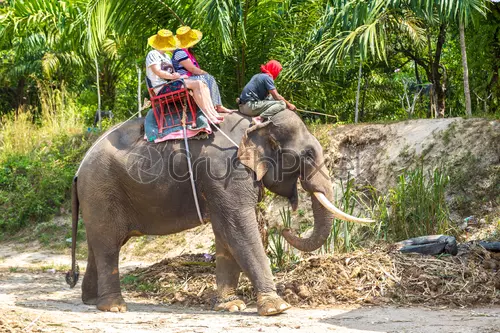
[268,207,298,271]
[321,174,374,254]
[377,164,455,241]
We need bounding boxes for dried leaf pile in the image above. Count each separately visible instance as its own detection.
[124,244,500,308]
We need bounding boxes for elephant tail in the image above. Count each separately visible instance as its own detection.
[66,176,80,288]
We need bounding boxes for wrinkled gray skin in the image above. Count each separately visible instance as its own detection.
[72,110,336,315]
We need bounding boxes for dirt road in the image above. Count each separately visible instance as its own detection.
[1,245,499,333]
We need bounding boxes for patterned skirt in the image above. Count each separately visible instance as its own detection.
[158,80,184,94]
[189,74,222,106]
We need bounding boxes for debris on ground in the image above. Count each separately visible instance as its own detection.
[124,243,500,309]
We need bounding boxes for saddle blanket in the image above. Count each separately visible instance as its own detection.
[144,107,211,143]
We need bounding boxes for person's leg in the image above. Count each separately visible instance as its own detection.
[239,101,262,117]
[192,78,224,121]
[239,100,282,124]
[198,74,236,113]
[184,79,223,123]
[241,100,286,123]
[258,100,286,119]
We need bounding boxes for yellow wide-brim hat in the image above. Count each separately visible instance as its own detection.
[176,26,202,49]
[148,29,179,51]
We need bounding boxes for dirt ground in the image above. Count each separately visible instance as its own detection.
[1,244,499,333]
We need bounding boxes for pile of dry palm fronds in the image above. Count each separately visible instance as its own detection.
[124,244,500,308]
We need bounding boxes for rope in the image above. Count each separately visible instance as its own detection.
[75,110,142,176]
[181,107,204,225]
[198,109,240,148]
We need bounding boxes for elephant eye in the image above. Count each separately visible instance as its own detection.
[301,149,314,162]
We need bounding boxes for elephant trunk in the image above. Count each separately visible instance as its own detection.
[282,192,334,253]
[282,192,375,253]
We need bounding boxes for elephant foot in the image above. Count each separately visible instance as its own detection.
[256,292,291,316]
[212,295,246,313]
[96,293,127,313]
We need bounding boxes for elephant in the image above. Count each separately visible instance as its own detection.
[66,110,373,316]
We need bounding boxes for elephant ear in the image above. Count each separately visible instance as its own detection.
[237,121,280,181]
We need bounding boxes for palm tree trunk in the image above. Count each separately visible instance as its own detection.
[431,23,447,118]
[355,61,363,123]
[136,64,142,117]
[459,21,472,117]
[95,57,101,130]
[15,77,25,117]
[360,74,368,121]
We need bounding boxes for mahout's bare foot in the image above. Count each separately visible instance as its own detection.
[251,116,264,125]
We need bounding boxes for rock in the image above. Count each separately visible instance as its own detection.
[174,292,185,303]
[483,259,497,271]
[296,285,311,299]
[283,289,299,304]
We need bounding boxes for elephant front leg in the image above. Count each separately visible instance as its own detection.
[213,237,246,312]
[211,208,291,316]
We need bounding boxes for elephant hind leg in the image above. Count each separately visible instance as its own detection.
[82,242,98,305]
[94,246,126,312]
[212,236,246,313]
[85,229,127,312]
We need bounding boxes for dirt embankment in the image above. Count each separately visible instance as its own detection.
[325,118,500,216]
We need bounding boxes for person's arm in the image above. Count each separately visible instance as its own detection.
[150,64,182,81]
[269,89,296,111]
[179,59,207,76]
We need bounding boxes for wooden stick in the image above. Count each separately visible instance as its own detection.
[296,108,339,120]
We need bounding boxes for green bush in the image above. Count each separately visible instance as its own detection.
[0,132,94,233]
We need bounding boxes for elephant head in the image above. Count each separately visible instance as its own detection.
[238,110,373,252]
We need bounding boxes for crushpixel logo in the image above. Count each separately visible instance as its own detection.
[126,146,163,184]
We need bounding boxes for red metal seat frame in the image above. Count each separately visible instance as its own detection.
[146,78,197,134]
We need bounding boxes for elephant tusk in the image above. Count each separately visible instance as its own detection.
[313,192,376,223]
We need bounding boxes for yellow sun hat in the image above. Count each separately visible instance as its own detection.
[176,26,203,49]
[148,29,179,51]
